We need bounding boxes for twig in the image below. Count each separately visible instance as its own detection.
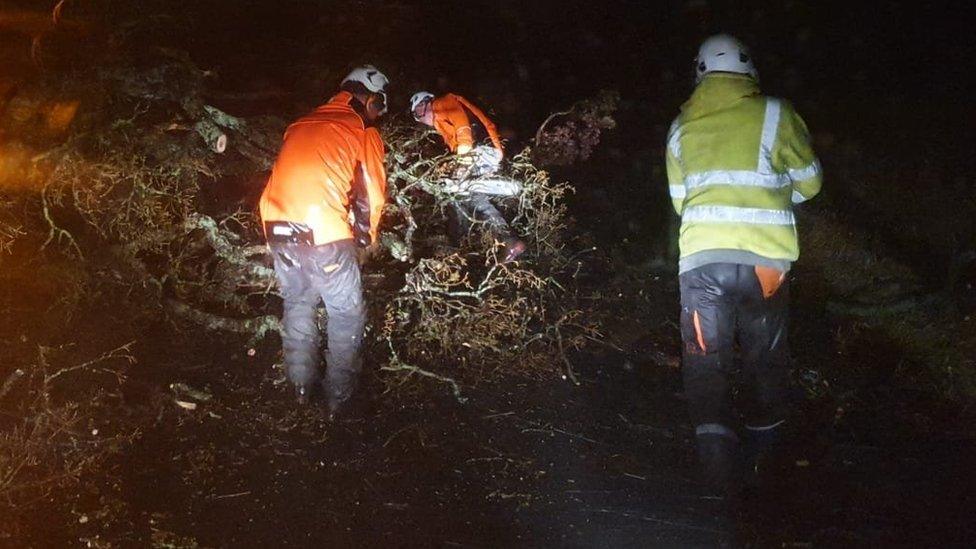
[382,423,419,448]
[43,341,136,385]
[481,411,516,420]
[381,343,466,403]
[581,508,724,534]
[520,427,601,445]
[212,490,251,500]
[534,109,574,145]
[40,184,83,258]
[552,316,580,386]
[0,369,26,401]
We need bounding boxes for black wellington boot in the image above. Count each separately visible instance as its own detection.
[742,422,784,482]
[696,433,741,496]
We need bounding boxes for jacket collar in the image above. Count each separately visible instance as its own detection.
[315,91,371,128]
[682,73,761,117]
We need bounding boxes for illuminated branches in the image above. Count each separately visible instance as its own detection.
[532,89,619,167]
[14,54,597,402]
[376,123,590,398]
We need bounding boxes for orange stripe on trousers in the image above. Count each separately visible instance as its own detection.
[692,310,707,353]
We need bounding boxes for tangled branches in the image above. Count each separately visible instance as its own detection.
[9,54,602,402]
[532,89,619,167]
[0,342,138,508]
[43,146,204,256]
[508,151,574,260]
[0,197,24,255]
[383,254,546,359]
[375,122,591,398]
[28,53,283,322]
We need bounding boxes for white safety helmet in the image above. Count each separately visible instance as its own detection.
[409,91,435,118]
[694,34,758,83]
[341,65,389,93]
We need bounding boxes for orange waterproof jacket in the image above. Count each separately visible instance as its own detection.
[431,94,503,156]
[259,91,387,246]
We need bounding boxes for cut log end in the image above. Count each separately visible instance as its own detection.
[194,119,228,153]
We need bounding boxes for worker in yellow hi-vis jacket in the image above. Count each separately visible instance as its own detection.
[665,34,822,492]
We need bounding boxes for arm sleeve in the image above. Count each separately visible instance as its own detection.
[454,121,474,155]
[665,119,686,215]
[456,95,504,154]
[352,129,388,246]
[774,101,822,204]
[445,97,474,154]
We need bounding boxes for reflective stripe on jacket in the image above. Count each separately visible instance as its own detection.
[665,73,822,264]
[432,94,503,157]
[259,91,387,246]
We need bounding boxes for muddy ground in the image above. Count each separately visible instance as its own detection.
[3,206,974,547]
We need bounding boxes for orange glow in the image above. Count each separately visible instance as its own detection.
[0,142,38,191]
[0,9,89,34]
[44,100,79,133]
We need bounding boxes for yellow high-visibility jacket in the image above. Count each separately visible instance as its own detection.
[666,73,822,273]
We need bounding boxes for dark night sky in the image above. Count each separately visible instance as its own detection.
[3,0,971,162]
[80,0,966,107]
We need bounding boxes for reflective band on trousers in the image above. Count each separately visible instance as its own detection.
[745,419,786,432]
[696,423,738,440]
[682,205,795,225]
[684,170,791,191]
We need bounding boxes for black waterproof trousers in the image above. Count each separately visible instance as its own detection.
[679,263,791,439]
[270,238,365,409]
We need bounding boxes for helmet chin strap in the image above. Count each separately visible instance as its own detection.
[413,100,432,123]
[349,93,384,127]
[368,91,388,117]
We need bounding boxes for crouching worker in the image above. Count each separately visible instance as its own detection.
[259,65,389,417]
[409,91,526,262]
[665,35,822,492]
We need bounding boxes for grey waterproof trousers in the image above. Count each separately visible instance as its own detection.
[679,263,791,438]
[450,193,514,241]
[270,238,365,408]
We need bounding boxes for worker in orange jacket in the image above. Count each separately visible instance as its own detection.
[409,91,526,262]
[259,65,389,414]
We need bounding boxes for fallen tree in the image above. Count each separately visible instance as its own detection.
[2,45,613,401]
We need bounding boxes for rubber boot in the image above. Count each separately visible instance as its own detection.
[502,238,526,263]
[322,377,355,422]
[696,433,740,495]
[742,421,784,481]
[295,384,312,406]
[447,203,473,245]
